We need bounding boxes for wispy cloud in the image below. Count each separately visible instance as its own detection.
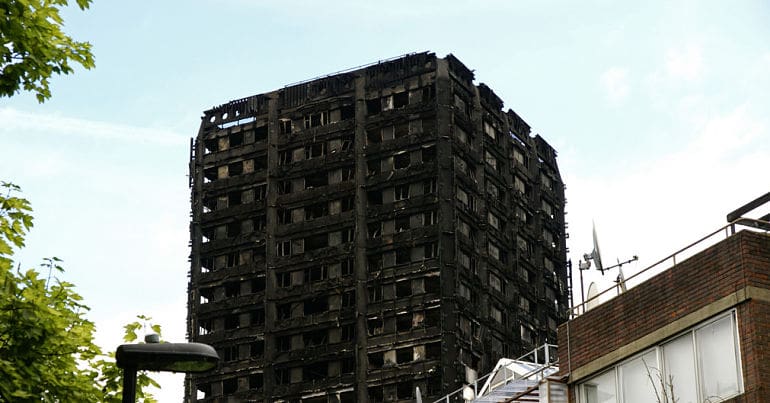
[0,107,189,146]
[566,104,769,298]
[665,44,703,82]
[600,67,630,104]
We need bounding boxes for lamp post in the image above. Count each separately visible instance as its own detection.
[116,339,219,403]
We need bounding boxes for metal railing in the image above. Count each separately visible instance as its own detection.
[432,343,558,403]
[570,217,770,317]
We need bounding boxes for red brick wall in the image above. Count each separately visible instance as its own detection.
[557,230,770,399]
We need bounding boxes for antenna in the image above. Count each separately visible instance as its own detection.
[616,264,628,294]
[577,221,639,308]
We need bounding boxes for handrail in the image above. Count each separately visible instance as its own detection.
[432,343,558,403]
[571,217,770,317]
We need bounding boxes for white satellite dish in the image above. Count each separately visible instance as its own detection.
[591,222,604,274]
[586,282,599,311]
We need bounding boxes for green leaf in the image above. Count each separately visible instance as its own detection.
[0,0,94,102]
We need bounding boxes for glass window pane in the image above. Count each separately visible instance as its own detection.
[663,334,698,403]
[696,314,741,399]
[581,369,616,403]
[619,350,658,403]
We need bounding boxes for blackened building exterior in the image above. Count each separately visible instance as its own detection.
[187,52,568,403]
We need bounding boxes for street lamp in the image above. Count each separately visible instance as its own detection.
[116,339,219,403]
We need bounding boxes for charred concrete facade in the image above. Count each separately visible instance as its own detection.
[186,53,568,403]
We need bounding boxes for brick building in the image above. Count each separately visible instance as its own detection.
[558,226,770,402]
[186,52,568,402]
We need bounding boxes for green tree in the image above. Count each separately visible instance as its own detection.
[0,182,102,401]
[0,183,161,401]
[0,0,95,102]
[95,315,162,403]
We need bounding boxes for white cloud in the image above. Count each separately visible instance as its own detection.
[566,104,770,306]
[665,44,703,82]
[600,67,630,104]
[0,107,188,146]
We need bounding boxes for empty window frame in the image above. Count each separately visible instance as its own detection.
[366,98,381,115]
[340,258,354,276]
[394,184,410,201]
[456,126,469,145]
[303,297,329,316]
[249,373,264,390]
[303,362,328,382]
[422,144,436,162]
[393,152,410,169]
[305,202,328,220]
[395,280,412,298]
[394,121,409,138]
[224,281,240,298]
[393,91,409,108]
[305,171,328,189]
[457,219,473,239]
[395,216,410,233]
[250,340,264,358]
[423,178,437,195]
[367,317,384,335]
[368,222,382,239]
[542,199,554,219]
[278,180,293,195]
[250,309,265,326]
[423,242,438,259]
[224,314,240,330]
[279,150,293,165]
[512,147,526,167]
[222,378,238,394]
[304,233,328,251]
[341,290,355,308]
[304,111,328,129]
[486,181,503,201]
[514,175,527,194]
[396,313,412,332]
[487,242,503,262]
[423,210,438,226]
[305,142,326,159]
[279,118,292,134]
[458,249,477,274]
[484,151,498,170]
[488,211,501,230]
[368,286,383,303]
[277,241,292,256]
[254,125,268,141]
[488,272,503,293]
[395,248,411,265]
[483,121,498,140]
[454,94,469,116]
[223,345,239,362]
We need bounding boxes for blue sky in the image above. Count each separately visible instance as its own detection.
[2,0,769,399]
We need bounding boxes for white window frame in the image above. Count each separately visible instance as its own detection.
[578,310,743,403]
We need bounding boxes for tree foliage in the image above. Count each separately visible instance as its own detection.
[0,183,161,402]
[0,0,95,102]
[95,315,162,403]
[0,183,102,401]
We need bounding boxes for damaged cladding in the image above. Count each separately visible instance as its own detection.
[187,52,568,402]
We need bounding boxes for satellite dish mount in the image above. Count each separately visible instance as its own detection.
[578,222,639,306]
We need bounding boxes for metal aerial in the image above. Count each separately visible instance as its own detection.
[578,221,638,311]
